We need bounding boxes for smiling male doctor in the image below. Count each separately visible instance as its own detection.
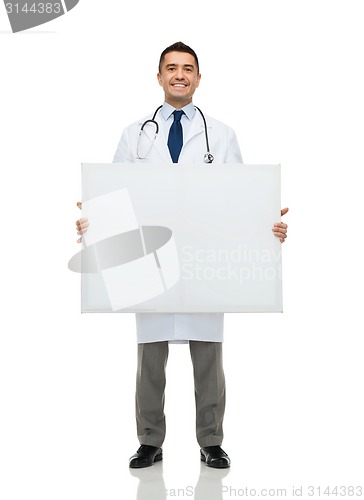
[76,42,288,469]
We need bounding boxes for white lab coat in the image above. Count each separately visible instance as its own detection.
[113,107,243,343]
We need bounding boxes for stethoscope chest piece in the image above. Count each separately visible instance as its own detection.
[204,153,214,164]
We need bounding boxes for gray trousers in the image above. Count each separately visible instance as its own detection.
[136,341,226,448]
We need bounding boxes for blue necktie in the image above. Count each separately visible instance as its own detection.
[168,110,184,163]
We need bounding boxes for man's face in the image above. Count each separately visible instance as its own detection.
[157,51,201,108]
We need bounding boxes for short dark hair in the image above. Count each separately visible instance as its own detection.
[158,41,200,73]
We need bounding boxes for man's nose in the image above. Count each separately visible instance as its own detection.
[175,68,184,79]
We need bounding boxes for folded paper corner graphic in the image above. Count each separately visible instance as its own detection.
[68,188,181,311]
[4,0,80,33]
[68,164,283,314]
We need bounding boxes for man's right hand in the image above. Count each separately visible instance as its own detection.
[75,202,89,243]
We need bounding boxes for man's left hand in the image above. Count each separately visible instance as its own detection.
[272,207,289,243]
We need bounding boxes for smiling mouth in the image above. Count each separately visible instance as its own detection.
[172,83,187,88]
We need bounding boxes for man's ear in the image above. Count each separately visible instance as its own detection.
[157,73,163,86]
[196,73,202,88]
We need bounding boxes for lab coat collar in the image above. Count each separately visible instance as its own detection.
[160,101,196,122]
[160,102,204,149]
[138,109,172,162]
[183,105,212,147]
[137,104,212,162]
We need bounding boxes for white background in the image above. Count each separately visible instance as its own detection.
[1,1,363,499]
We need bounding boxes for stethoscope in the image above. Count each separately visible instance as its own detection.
[136,105,215,163]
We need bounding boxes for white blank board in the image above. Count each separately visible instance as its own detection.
[69,164,282,313]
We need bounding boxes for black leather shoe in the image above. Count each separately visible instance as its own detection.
[129,445,163,468]
[200,446,231,468]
